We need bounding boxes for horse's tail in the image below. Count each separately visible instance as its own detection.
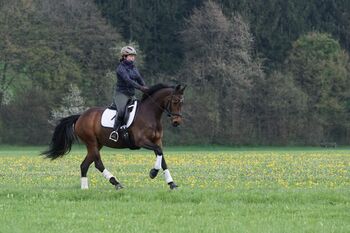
[42,114,80,160]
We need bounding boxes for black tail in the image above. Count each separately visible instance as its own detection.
[42,115,80,160]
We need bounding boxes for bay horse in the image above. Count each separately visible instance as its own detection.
[42,84,186,190]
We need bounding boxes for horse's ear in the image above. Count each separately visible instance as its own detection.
[175,84,181,91]
[180,85,187,93]
[175,84,186,94]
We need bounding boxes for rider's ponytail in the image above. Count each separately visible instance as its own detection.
[119,55,127,62]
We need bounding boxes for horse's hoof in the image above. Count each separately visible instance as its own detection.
[149,168,159,179]
[115,183,124,190]
[169,182,178,190]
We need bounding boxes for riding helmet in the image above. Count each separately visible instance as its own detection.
[121,46,137,56]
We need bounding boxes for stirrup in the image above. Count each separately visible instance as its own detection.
[109,131,119,142]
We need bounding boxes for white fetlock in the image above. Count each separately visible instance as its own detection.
[81,177,89,189]
[164,169,173,184]
[102,169,115,181]
[154,155,162,170]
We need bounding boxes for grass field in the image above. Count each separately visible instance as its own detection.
[0,145,349,233]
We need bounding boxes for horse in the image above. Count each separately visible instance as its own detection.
[42,83,186,190]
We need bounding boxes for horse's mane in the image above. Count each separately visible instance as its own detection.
[141,83,173,101]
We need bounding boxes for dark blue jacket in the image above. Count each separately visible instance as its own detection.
[116,60,145,96]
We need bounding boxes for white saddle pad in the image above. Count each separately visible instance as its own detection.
[101,101,138,128]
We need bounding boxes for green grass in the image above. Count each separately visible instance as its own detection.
[0,146,349,233]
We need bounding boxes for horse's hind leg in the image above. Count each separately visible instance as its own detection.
[80,150,95,189]
[80,144,103,189]
[93,147,123,190]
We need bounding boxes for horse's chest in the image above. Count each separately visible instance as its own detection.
[154,131,162,139]
[150,126,162,140]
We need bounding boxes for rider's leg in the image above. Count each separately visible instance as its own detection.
[110,92,129,141]
[113,113,124,131]
[114,93,130,130]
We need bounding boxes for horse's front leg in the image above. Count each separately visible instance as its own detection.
[158,154,178,190]
[145,143,178,190]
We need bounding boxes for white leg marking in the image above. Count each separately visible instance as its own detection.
[154,155,162,170]
[81,177,89,189]
[164,169,173,183]
[102,169,115,180]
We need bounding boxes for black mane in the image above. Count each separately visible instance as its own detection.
[141,83,173,101]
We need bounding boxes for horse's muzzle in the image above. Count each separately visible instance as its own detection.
[171,117,182,127]
[172,121,180,127]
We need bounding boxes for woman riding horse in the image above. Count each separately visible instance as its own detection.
[110,46,149,142]
[42,78,186,190]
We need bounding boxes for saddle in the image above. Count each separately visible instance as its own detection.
[101,100,140,149]
[101,100,138,129]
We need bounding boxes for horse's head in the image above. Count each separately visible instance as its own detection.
[166,84,186,127]
[141,83,187,127]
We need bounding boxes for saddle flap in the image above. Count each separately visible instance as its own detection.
[101,100,138,128]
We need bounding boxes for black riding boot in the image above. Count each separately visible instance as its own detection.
[109,115,124,142]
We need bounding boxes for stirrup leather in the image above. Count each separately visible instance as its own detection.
[109,131,119,142]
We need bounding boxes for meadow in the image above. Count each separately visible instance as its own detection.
[0,146,349,233]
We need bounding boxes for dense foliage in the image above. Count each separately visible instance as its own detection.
[1,0,349,145]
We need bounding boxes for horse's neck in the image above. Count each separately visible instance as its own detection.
[140,88,172,120]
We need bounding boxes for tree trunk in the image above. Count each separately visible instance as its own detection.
[0,62,8,107]
[0,91,4,108]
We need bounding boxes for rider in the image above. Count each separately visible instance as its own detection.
[109,46,149,141]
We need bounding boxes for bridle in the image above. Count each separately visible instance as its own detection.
[143,89,184,118]
[165,93,184,118]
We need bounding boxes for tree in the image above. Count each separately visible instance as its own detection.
[249,71,308,145]
[34,0,124,105]
[49,84,86,125]
[96,0,350,73]
[286,32,350,144]
[0,88,52,144]
[0,0,127,144]
[95,0,203,76]
[0,0,30,106]
[219,0,350,70]
[180,1,264,144]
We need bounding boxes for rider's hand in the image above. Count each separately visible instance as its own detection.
[140,86,149,93]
